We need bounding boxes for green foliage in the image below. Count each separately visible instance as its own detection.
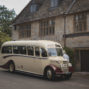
[0,5,16,36]
[0,5,16,48]
[64,47,75,67]
[0,31,11,47]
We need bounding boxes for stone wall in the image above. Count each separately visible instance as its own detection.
[12,27,19,41]
[66,36,89,48]
[12,16,65,46]
[66,15,74,34]
[65,13,89,71]
[12,13,89,48]
[31,21,39,40]
[37,16,65,46]
[66,13,89,48]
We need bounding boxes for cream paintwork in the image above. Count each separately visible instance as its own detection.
[0,40,71,75]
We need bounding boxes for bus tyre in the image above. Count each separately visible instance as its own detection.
[45,68,55,81]
[9,62,15,73]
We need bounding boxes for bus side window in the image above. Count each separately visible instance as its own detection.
[2,46,6,53]
[27,46,34,56]
[2,46,12,54]
[35,47,40,57]
[40,48,47,57]
[13,46,19,54]
[13,46,26,55]
[19,46,26,54]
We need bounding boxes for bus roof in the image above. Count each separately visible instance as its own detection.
[2,40,62,48]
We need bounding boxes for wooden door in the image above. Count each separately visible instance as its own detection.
[80,50,89,72]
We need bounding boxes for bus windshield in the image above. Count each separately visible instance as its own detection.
[48,48,63,57]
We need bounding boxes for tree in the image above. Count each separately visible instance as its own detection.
[0,5,16,36]
[0,5,16,48]
[0,31,11,47]
[64,47,75,68]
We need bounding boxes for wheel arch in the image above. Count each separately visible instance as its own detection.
[43,65,56,75]
[0,60,15,69]
[43,64,63,76]
[8,60,15,64]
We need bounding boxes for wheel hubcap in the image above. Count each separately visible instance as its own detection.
[9,64,14,72]
[47,70,52,79]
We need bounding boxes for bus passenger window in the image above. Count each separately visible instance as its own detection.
[35,47,40,56]
[13,46,26,55]
[27,46,34,56]
[2,46,12,54]
[20,46,26,54]
[40,48,47,57]
[13,46,19,54]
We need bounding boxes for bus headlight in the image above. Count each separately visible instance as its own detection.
[68,63,72,67]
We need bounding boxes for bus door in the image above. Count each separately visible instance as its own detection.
[33,47,43,74]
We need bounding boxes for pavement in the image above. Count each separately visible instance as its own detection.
[0,68,89,89]
[73,72,89,78]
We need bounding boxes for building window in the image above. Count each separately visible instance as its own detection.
[30,4,38,13]
[74,13,87,33]
[39,19,55,36]
[19,24,31,38]
[50,0,59,7]
[14,25,17,30]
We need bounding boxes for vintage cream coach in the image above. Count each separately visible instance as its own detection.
[0,40,73,80]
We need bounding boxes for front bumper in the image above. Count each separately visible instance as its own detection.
[54,66,73,76]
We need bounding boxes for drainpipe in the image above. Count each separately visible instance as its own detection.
[64,15,66,47]
[63,0,76,47]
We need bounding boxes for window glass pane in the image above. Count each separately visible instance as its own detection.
[40,48,47,57]
[2,46,12,54]
[35,47,40,56]
[19,24,31,38]
[74,13,87,33]
[51,0,58,7]
[20,46,26,54]
[2,46,6,53]
[13,46,26,55]
[13,46,19,54]
[30,4,38,13]
[39,19,55,36]
[48,48,63,56]
[27,46,34,56]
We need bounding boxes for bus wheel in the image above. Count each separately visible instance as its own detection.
[9,62,15,73]
[45,68,55,81]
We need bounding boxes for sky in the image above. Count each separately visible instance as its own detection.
[0,0,31,15]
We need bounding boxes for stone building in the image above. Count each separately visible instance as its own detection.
[12,0,89,72]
